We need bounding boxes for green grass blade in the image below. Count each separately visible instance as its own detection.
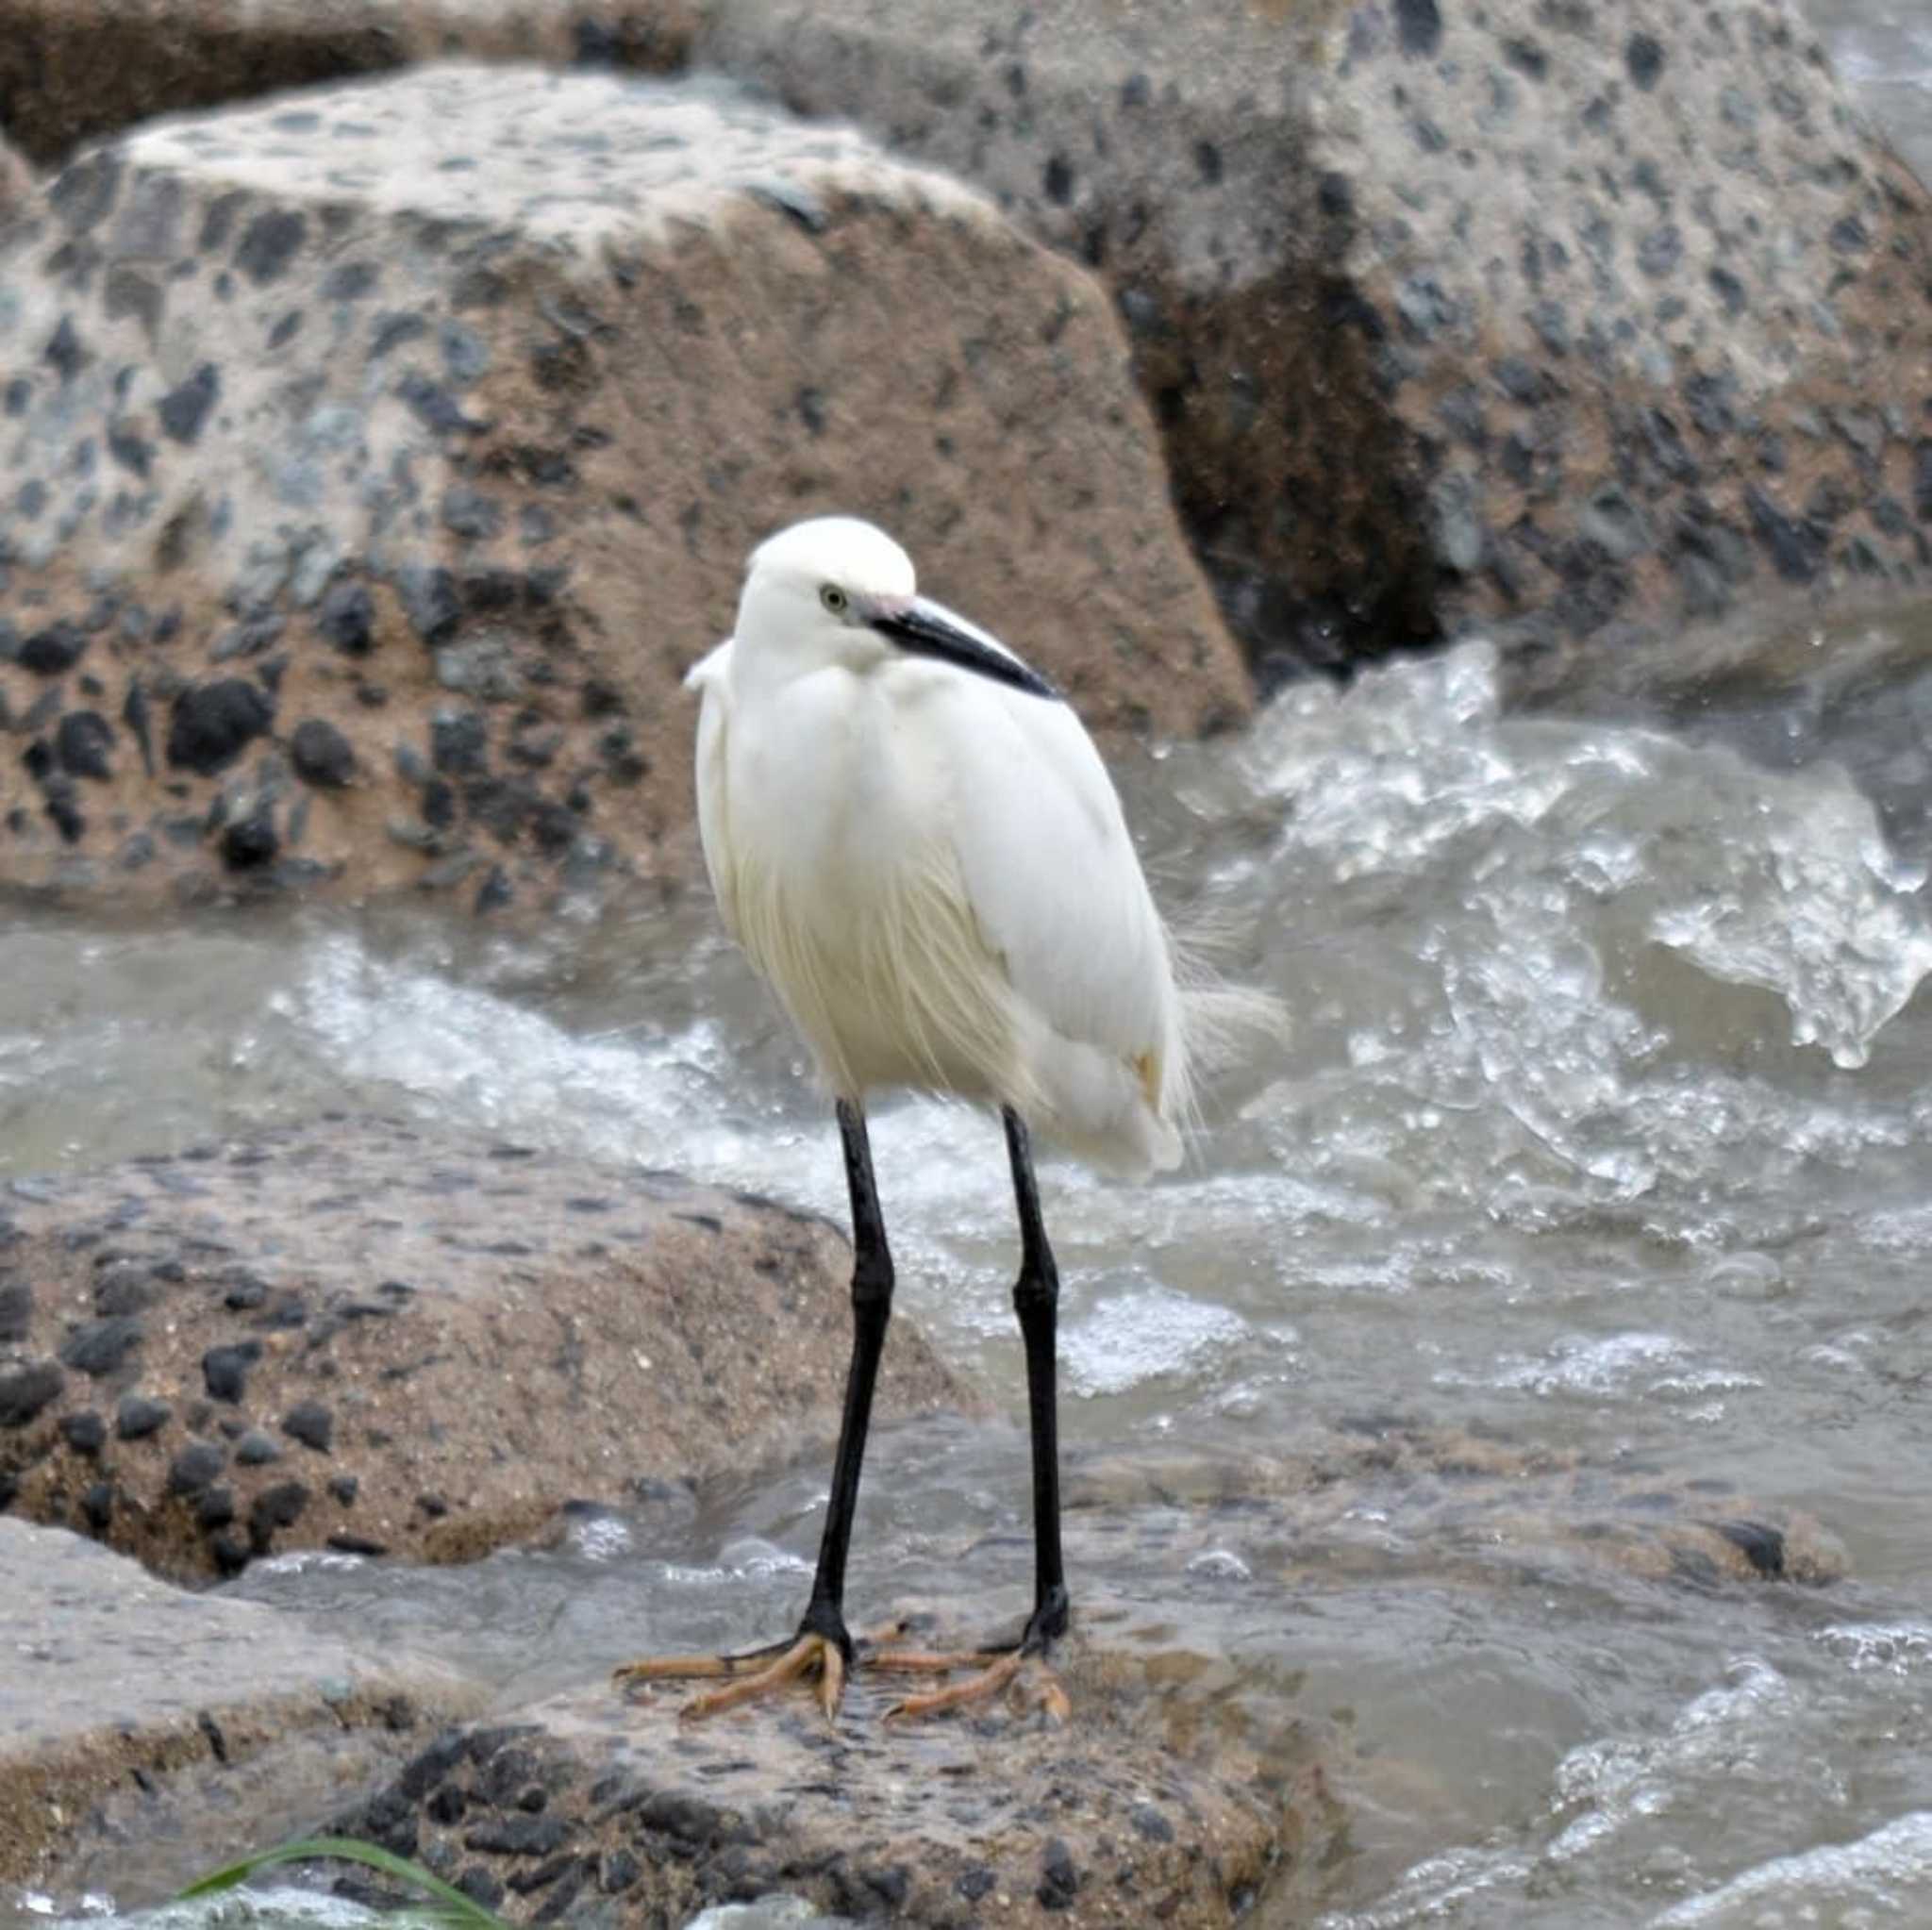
[175,1835,509,1928]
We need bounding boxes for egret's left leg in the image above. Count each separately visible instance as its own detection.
[883,1107,1070,1722]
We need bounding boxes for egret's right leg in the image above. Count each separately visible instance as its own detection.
[615,1099,894,1721]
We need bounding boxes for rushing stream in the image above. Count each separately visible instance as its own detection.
[9,609,1932,1926]
[7,6,1932,1927]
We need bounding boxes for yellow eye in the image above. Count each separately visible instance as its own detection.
[820,584,849,615]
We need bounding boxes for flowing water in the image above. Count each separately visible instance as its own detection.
[8,7,1932,1927]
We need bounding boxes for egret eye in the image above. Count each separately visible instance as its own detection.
[819,584,849,616]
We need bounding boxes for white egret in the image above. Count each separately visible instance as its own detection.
[618,515,1245,1722]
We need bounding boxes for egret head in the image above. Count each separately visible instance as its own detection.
[733,516,1058,700]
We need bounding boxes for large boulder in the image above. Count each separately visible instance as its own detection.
[0,1514,486,1891]
[0,63,1250,909]
[698,0,1932,679]
[0,1114,978,1583]
[0,0,701,167]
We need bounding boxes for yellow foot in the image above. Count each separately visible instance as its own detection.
[614,1630,847,1722]
[874,1644,1071,1724]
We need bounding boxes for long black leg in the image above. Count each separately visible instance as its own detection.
[798,1098,894,1660]
[1004,1106,1068,1646]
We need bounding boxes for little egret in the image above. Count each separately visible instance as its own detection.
[617,515,1242,1722]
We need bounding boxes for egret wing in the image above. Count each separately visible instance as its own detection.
[686,641,740,940]
[937,683,1178,1087]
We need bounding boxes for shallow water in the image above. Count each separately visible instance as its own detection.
[8,602,1932,1924]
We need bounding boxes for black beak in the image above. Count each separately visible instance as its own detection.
[868,596,1060,701]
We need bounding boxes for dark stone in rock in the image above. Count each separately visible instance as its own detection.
[284,1400,333,1453]
[249,1479,312,1542]
[55,710,114,778]
[237,209,307,285]
[464,1816,570,1857]
[223,1275,269,1310]
[475,865,514,914]
[167,680,274,774]
[221,810,279,871]
[0,1281,30,1342]
[19,622,86,675]
[202,1339,264,1403]
[168,1440,226,1493]
[116,1392,171,1439]
[1913,440,1932,524]
[1636,224,1682,278]
[1394,0,1441,59]
[60,1409,108,1455]
[83,1480,114,1530]
[441,487,503,540]
[1129,1805,1175,1842]
[423,780,457,830]
[291,718,357,789]
[399,564,462,642]
[59,1314,144,1376]
[958,1867,996,1902]
[158,364,220,444]
[455,1869,504,1910]
[196,1485,236,1529]
[328,1472,360,1506]
[1713,1519,1787,1577]
[319,581,376,655]
[91,1254,162,1327]
[235,1428,282,1467]
[432,711,489,775]
[1038,1838,1079,1912]
[0,1360,64,1428]
[1745,487,1825,583]
[209,1531,251,1575]
[1625,33,1665,91]
[42,776,86,845]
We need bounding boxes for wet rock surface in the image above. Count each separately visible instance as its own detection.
[270,1425,1834,1929]
[699,0,1932,680]
[0,1114,977,1582]
[333,1654,1329,1930]
[0,1515,487,1890]
[0,63,1247,910]
[0,0,702,167]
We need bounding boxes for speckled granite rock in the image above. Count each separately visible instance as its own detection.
[0,1114,978,1582]
[699,0,1932,681]
[0,1515,487,1890]
[0,0,702,167]
[0,64,1249,910]
[336,1648,1333,1929]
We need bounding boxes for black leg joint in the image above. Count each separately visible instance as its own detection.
[798,1591,856,1665]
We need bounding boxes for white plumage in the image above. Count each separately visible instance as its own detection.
[687,516,1194,1177]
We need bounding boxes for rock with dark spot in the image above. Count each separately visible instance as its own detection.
[116,1392,172,1439]
[1394,0,1442,59]
[59,1409,108,1456]
[59,1315,144,1377]
[1038,1837,1079,1910]
[235,1429,283,1468]
[166,681,273,775]
[19,623,86,675]
[55,711,115,780]
[398,564,462,643]
[318,580,377,655]
[157,363,220,444]
[167,1440,226,1493]
[0,1360,64,1429]
[237,208,307,284]
[291,719,357,789]
[432,711,489,775]
[220,809,279,871]
[249,1479,312,1543]
[283,1400,334,1453]
[202,1339,264,1404]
